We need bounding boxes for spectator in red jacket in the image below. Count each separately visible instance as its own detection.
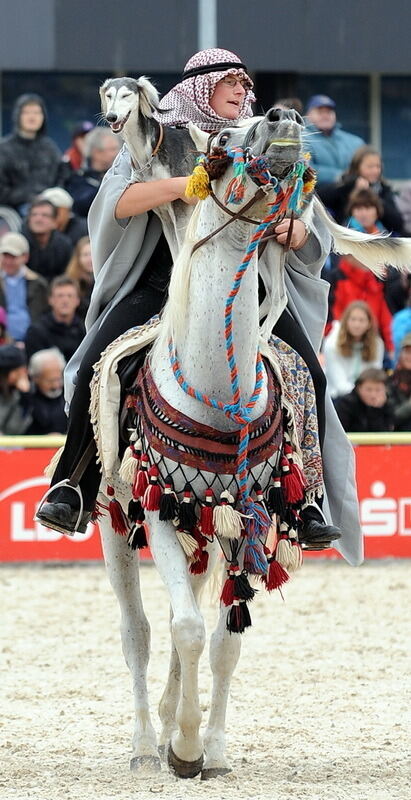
[328,256,394,361]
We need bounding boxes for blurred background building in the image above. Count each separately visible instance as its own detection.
[0,0,411,179]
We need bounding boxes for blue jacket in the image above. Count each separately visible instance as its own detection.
[304,122,364,184]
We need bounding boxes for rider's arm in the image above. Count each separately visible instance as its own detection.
[115,177,192,219]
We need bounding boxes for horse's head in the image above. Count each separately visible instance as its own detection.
[100,76,160,133]
[188,107,314,218]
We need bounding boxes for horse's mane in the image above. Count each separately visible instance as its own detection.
[150,201,202,362]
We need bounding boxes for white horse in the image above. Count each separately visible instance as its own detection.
[89,92,411,780]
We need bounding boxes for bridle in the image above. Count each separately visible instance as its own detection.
[191,131,295,255]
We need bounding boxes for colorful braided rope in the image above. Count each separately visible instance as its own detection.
[169,146,305,512]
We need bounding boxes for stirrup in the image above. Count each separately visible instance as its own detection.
[34,479,84,533]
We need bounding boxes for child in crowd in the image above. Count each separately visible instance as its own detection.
[323,300,384,398]
[333,367,394,433]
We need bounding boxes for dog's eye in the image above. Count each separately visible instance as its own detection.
[121,93,132,98]
[219,133,230,146]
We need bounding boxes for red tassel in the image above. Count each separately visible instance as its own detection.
[280,456,305,505]
[142,464,162,511]
[190,548,209,575]
[284,443,307,490]
[263,555,289,591]
[221,563,240,606]
[132,453,149,499]
[199,488,215,536]
[107,485,129,535]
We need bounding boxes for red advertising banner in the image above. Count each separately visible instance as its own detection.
[0,445,410,563]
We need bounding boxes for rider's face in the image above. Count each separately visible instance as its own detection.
[210,76,247,119]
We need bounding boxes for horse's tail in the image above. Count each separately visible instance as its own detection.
[313,195,411,276]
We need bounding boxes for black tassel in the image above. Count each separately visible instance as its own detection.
[159,475,179,521]
[234,571,257,602]
[226,600,252,634]
[127,524,148,550]
[266,468,286,518]
[179,483,197,531]
[127,498,144,523]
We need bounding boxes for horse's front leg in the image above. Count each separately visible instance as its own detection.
[202,577,242,779]
[158,541,221,757]
[99,510,160,772]
[147,514,206,778]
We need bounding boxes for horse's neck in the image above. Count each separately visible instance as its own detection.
[151,200,268,430]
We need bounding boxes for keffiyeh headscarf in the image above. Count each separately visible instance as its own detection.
[154,48,255,131]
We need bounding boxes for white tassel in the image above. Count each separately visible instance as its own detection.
[175,528,199,558]
[119,437,141,485]
[213,490,248,539]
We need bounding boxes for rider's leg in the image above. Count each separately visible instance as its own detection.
[271,307,340,546]
[37,285,166,531]
[272,306,326,448]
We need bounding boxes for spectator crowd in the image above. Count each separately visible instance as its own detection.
[0,88,411,436]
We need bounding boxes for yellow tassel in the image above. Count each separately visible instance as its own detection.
[185,164,210,200]
[175,528,199,558]
[303,177,317,194]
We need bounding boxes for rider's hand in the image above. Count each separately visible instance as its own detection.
[273,218,309,250]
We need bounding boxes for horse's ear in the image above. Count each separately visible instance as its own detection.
[188,123,209,153]
[99,80,109,113]
[137,76,160,118]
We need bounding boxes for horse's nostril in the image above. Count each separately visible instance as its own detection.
[267,108,283,123]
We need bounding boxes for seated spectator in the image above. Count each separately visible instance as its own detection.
[318,145,405,235]
[0,93,63,217]
[25,276,85,362]
[387,333,411,432]
[39,187,88,246]
[395,181,411,236]
[328,254,394,362]
[334,367,394,433]
[62,120,94,173]
[25,347,67,435]
[65,236,94,319]
[345,188,386,234]
[0,232,49,344]
[304,94,364,186]
[66,128,121,218]
[0,344,30,434]
[323,301,384,398]
[22,199,73,282]
[392,274,411,362]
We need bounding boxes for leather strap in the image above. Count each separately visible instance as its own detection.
[191,186,267,255]
[66,439,97,487]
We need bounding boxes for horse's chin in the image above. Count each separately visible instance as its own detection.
[265,143,302,180]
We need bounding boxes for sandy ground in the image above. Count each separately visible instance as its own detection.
[1,558,410,800]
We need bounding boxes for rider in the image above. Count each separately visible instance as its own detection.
[37,49,354,556]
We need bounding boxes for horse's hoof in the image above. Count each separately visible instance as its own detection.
[167,744,204,779]
[130,755,162,772]
[201,766,232,781]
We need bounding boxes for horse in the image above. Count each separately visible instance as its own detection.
[88,92,411,780]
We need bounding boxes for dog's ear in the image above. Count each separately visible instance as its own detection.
[137,76,160,118]
[188,123,209,153]
[99,79,110,113]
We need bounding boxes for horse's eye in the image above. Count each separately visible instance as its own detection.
[219,133,230,146]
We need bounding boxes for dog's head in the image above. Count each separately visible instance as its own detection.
[100,76,160,133]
